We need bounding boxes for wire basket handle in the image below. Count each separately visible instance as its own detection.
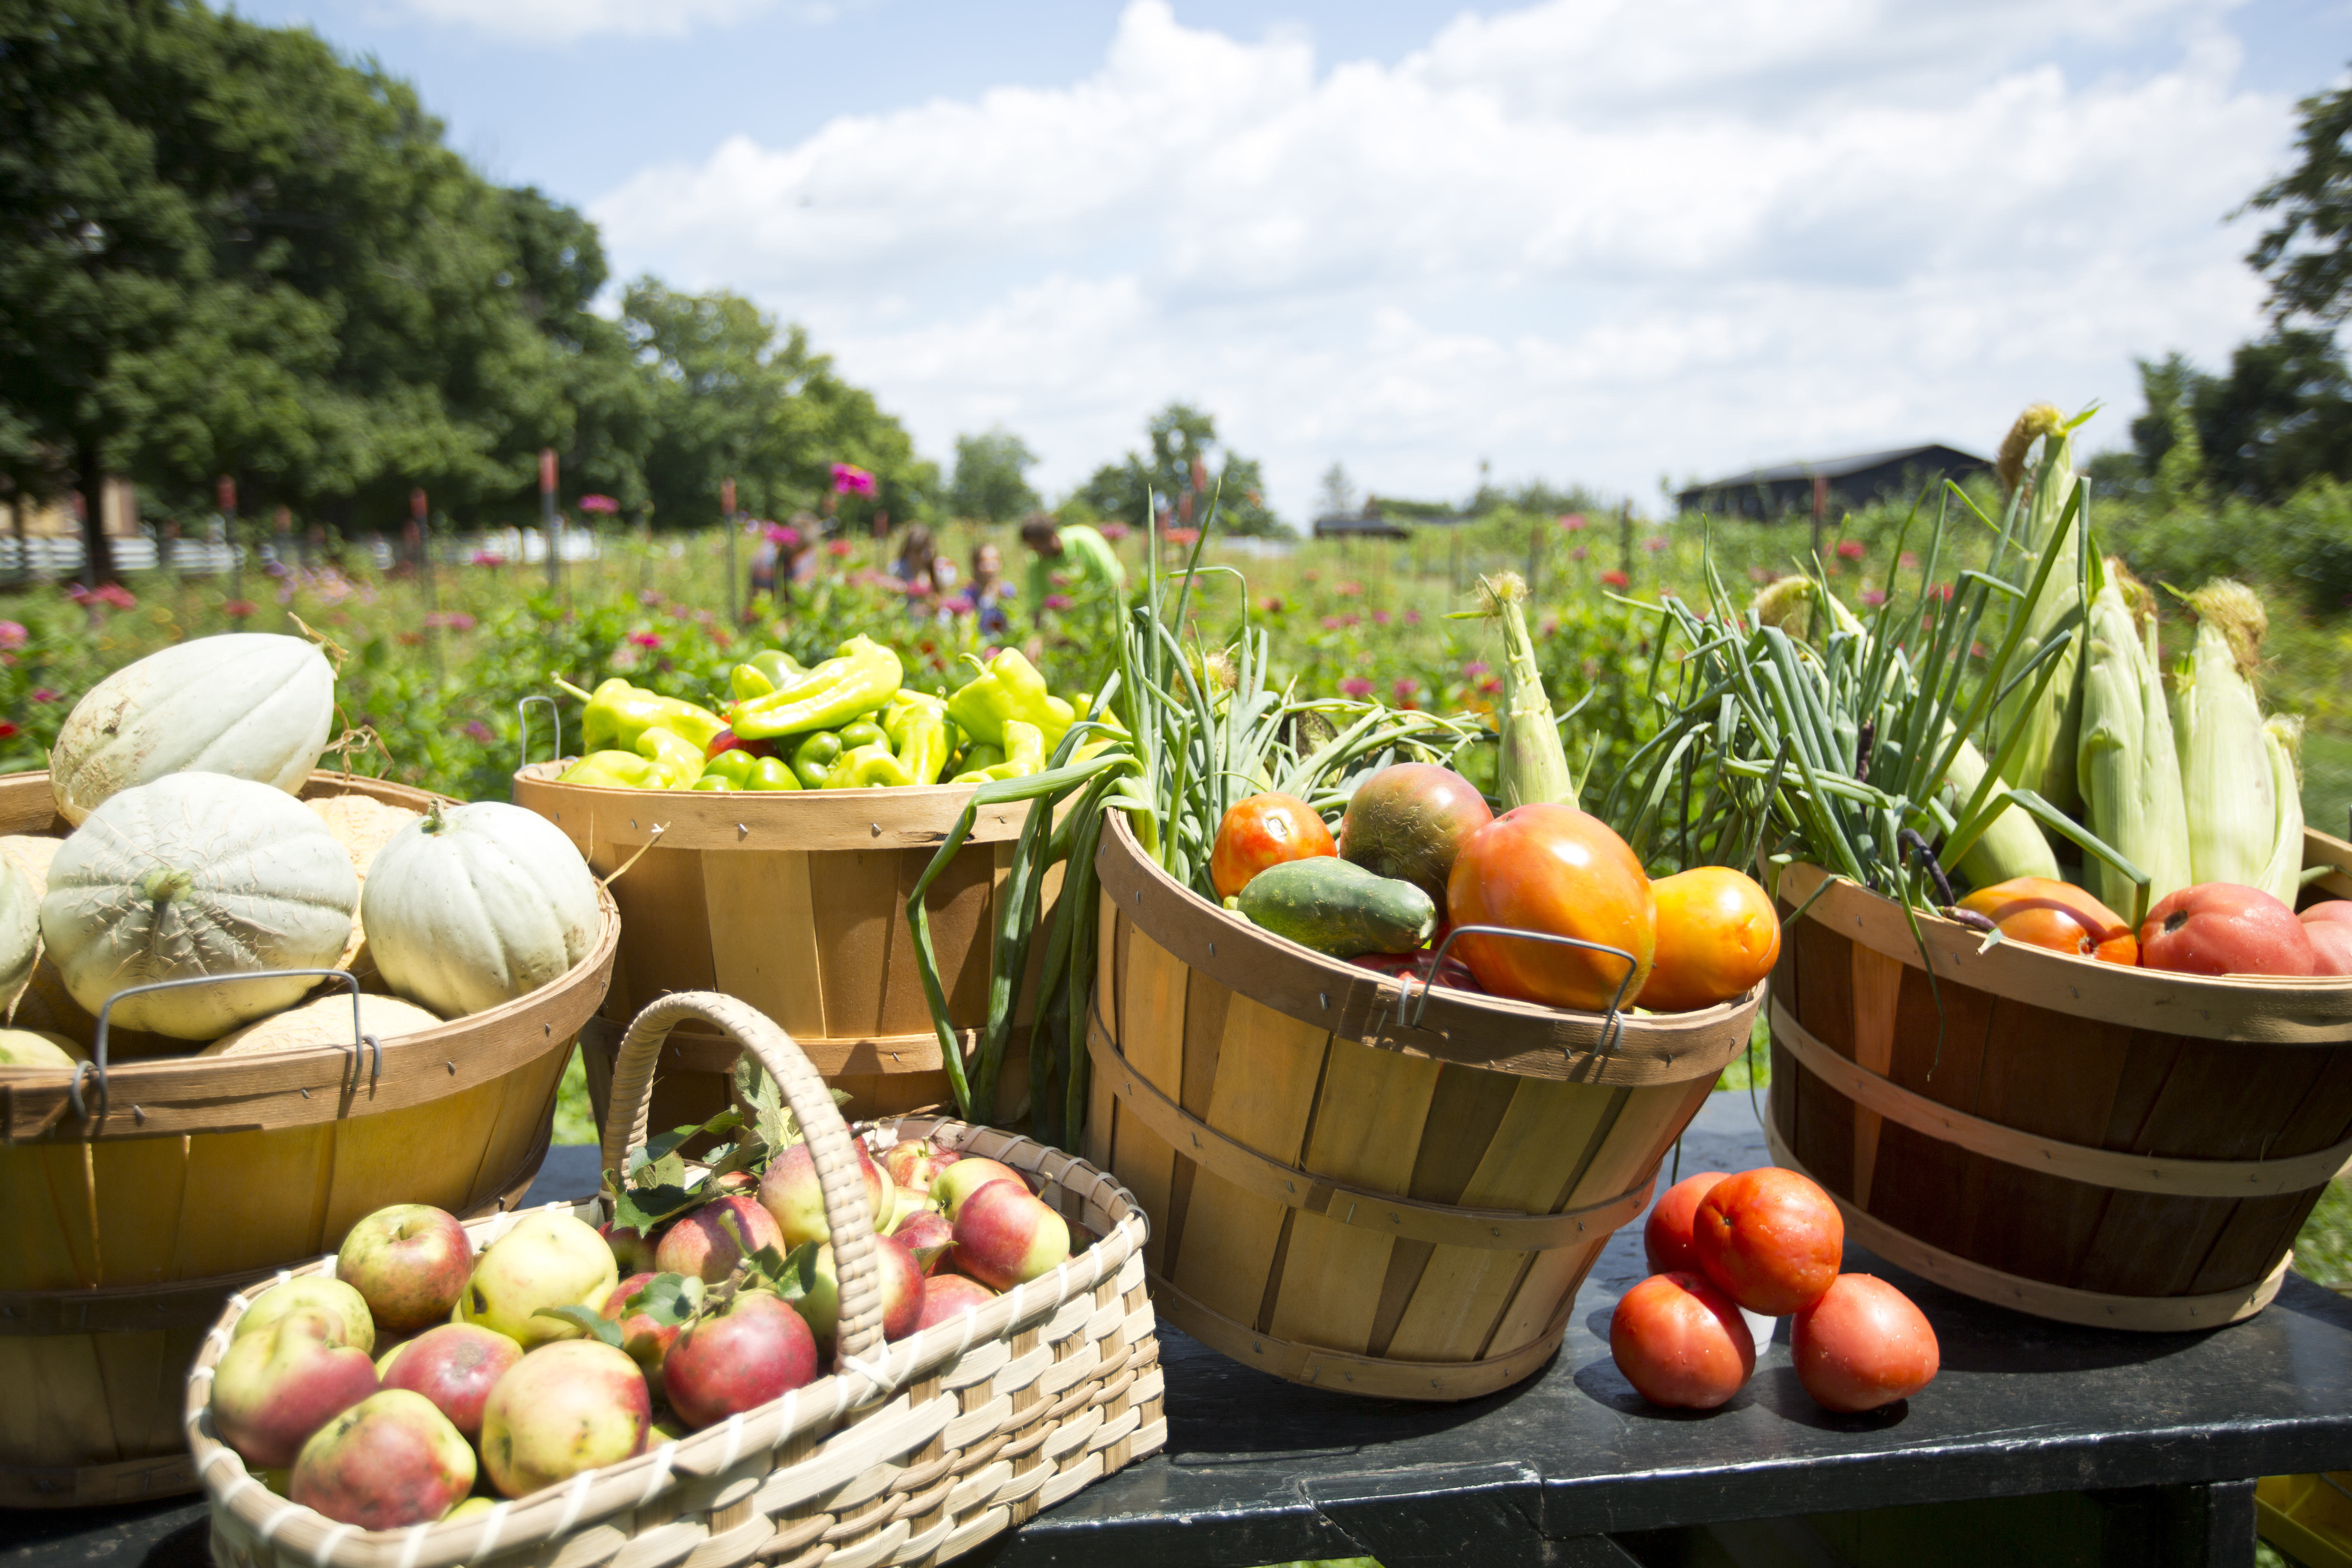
[1411,923,1641,1057]
[519,695,562,773]
[72,969,379,1125]
[600,991,886,1381]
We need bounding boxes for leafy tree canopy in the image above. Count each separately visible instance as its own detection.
[2247,69,2352,325]
[1076,401,1283,536]
[949,427,1042,523]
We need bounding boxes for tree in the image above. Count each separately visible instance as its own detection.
[2246,69,2352,325]
[1315,462,1357,519]
[2122,335,2352,503]
[1078,401,1284,536]
[949,428,1041,522]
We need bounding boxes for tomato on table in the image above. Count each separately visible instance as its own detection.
[1210,793,1336,899]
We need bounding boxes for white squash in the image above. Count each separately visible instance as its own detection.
[0,853,35,1016]
[362,800,599,1018]
[0,1028,83,1069]
[42,774,359,1039]
[307,795,422,976]
[203,993,441,1058]
[0,834,62,894]
[49,633,336,825]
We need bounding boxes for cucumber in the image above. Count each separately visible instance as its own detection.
[1236,856,1435,959]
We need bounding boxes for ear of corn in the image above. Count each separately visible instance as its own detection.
[1993,404,2088,816]
[1481,571,1577,810]
[1941,723,2060,887]
[2076,563,2189,915]
[2174,579,2274,889]
[2258,713,2306,907]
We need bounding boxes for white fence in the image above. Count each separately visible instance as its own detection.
[0,528,601,581]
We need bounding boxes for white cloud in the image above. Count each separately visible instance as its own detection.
[377,0,822,43]
[592,0,2291,517]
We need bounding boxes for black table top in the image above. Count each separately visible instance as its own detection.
[13,1093,2352,1568]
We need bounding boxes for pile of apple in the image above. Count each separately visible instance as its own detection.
[1610,1166,1940,1414]
[206,1132,1071,1530]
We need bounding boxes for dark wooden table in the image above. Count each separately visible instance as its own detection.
[12,1094,2350,1568]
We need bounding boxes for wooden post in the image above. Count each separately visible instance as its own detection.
[541,449,560,597]
[1526,521,1541,599]
[1811,472,1827,563]
[414,488,440,679]
[722,477,738,626]
[219,475,239,607]
[1619,503,1634,584]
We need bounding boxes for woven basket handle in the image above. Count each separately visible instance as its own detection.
[599,991,885,1372]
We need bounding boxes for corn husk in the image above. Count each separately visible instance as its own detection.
[2174,579,2274,889]
[1480,572,1577,809]
[1993,403,2087,815]
[2258,713,2305,908]
[2076,562,2190,915]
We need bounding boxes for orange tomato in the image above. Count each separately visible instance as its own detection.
[1609,1271,1756,1410]
[1446,804,1655,1010]
[1639,867,1781,1012]
[1690,1167,1843,1316]
[1209,793,1336,899]
[1956,876,2137,966]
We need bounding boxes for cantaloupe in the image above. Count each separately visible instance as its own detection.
[0,1028,85,1069]
[202,993,441,1058]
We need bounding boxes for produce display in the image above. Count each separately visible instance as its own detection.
[551,639,1101,792]
[1618,1166,1940,1414]
[0,632,604,1069]
[1605,402,2352,982]
[201,1077,1076,1530]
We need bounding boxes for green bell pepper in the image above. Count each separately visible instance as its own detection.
[951,718,1045,784]
[791,730,843,790]
[953,743,1004,776]
[945,649,1074,754]
[731,636,905,740]
[690,773,741,791]
[837,717,886,751]
[559,676,728,754]
[825,742,917,789]
[702,748,759,787]
[635,726,707,787]
[746,755,801,791]
[557,750,671,790]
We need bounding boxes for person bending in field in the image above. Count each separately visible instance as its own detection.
[1018,513,1124,635]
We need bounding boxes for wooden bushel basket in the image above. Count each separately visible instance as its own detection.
[1083,812,1760,1401]
[1766,826,2352,1332]
[0,770,618,1507]
[514,764,1050,1131]
[188,991,1164,1568]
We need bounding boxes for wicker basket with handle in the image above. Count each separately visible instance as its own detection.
[187,990,1162,1568]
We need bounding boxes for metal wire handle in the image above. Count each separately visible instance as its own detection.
[71,969,381,1126]
[518,694,562,773]
[1408,922,1642,1058]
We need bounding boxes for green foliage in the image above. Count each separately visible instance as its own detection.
[2246,67,2352,327]
[1077,402,1284,536]
[2111,336,2352,506]
[949,428,1042,523]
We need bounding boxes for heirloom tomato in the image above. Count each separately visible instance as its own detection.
[1956,877,2136,967]
[1445,804,1655,1010]
[1609,1272,1755,1410]
[1638,868,1780,1012]
[1209,793,1335,900]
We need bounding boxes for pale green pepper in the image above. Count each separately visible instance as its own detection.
[945,649,1074,753]
[732,636,904,740]
[635,726,707,787]
[558,750,670,789]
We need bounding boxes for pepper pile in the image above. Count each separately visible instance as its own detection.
[552,639,1100,793]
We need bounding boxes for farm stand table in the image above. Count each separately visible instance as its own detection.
[9,1096,2351,1568]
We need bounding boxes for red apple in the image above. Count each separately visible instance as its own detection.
[600,1272,686,1380]
[2307,917,2352,976]
[379,1323,521,1441]
[234,1277,375,1355]
[757,1140,893,1249]
[291,1389,475,1528]
[1644,1171,1731,1276]
[211,1308,381,1469]
[661,1292,818,1430]
[655,1194,784,1283]
[951,1181,1071,1291]
[793,1236,929,1348]
[881,1138,961,1205]
[930,1158,1027,1221]
[337,1204,472,1333]
[478,1341,650,1497]
[914,1273,998,1332]
[2140,883,2316,977]
[891,1209,955,1274]
[599,1221,657,1276]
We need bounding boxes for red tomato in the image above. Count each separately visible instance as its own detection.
[1645,1171,1732,1276]
[1791,1274,1940,1412]
[1639,869,1781,1011]
[1209,793,1336,900]
[1349,950,1482,993]
[2303,900,2352,928]
[2140,883,2316,977]
[2306,916,2352,975]
[1609,1272,1756,1410]
[1957,876,2136,966]
[1691,1167,1843,1316]
[1445,804,1656,1011]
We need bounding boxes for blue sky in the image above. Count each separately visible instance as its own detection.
[230,0,2352,519]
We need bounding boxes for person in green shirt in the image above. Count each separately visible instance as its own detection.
[1018,514,1125,630]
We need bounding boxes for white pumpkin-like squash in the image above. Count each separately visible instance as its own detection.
[0,1028,81,1069]
[41,774,359,1039]
[0,853,36,1016]
[203,993,441,1058]
[0,834,62,894]
[362,801,599,1018]
[49,633,336,825]
[307,794,422,975]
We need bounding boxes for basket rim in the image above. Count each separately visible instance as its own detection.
[1776,847,2352,1043]
[183,1115,1149,1568]
[1098,808,1759,1085]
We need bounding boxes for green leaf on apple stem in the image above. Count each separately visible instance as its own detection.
[625,1272,704,1327]
[535,1305,625,1350]
[763,1241,821,1301]
[611,1180,704,1236]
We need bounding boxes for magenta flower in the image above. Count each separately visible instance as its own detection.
[1403,609,1422,626]
[1336,581,1363,597]
[831,463,877,497]
[464,721,495,743]
[1559,513,1587,532]
[30,688,59,703]
[1898,551,1919,570]
[628,632,661,649]
[1100,522,1131,543]
[470,551,505,567]
[1392,676,1420,705]
[1045,594,1073,612]
[0,623,27,650]
[1836,539,1866,560]
[1321,616,1343,631]
[1372,609,1392,626]
[579,494,621,515]
[826,540,853,558]
[1861,589,1887,607]
[1463,661,1492,679]
[1570,546,1589,563]
[1342,677,1374,698]
[765,525,800,546]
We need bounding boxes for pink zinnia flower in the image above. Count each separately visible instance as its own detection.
[30,688,59,703]
[1164,527,1199,546]
[831,463,877,497]
[1100,522,1131,542]
[826,540,853,558]
[1321,616,1343,631]
[1836,540,1866,560]
[464,721,494,743]
[1559,513,1587,532]
[1045,593,1073,611]
[1570,546,1588,562]
[1372,609,1392,626]
[1862,589,1887,607]
[1601,569,1630,590]
[1403,609,1422,626]
[1260,595,1284,614]
[0,623,27,650]
[1336,581,1362,597]
[1341,677,1374,698]
[628,632,661,649]
[1463,661,1491,679]
[1898,551,1919,570]
[579,494,620,514]
[471,551,505,567]
[1391,677,1419,704]
[765,525,800,546]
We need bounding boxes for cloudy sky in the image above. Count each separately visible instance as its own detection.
[233,0,2348,519]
